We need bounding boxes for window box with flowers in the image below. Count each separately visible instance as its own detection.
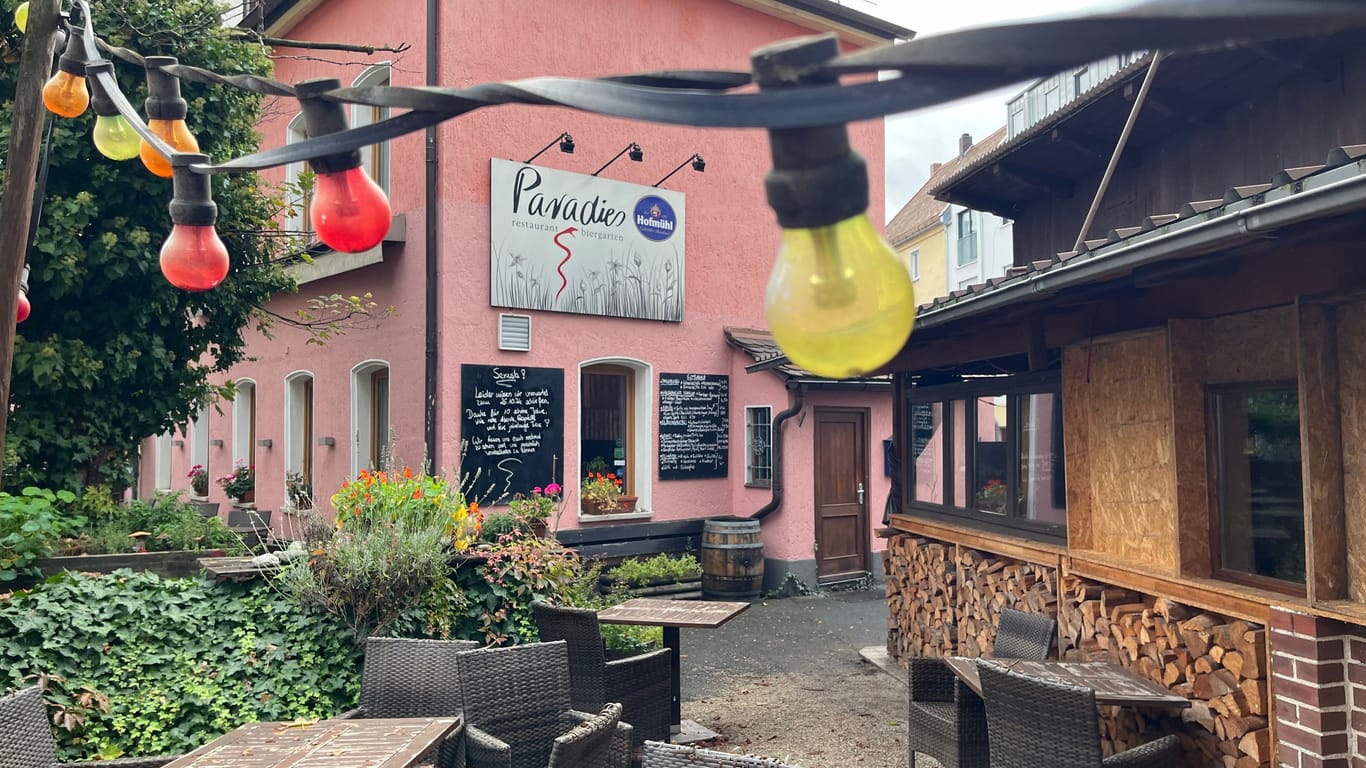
[217,460,255,504]
[507,482,565,538]
[187,464,209,498]
[285,470,313,512]
[581,472,638,515]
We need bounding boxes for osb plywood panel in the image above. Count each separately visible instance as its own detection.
[1204,305,1297,384]
[1063,344,1094,551]
[1334,301,1366,602]
[1065,331,1178,571]
[1298,301,1347,602]
[1168,319,1211,578]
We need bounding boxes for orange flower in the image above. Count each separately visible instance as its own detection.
[365,493,373,504]
[469,501,480,515]
[403,466,412,479]
[413,489,422,499]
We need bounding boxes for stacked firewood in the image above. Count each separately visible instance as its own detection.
[1059,575,1272,767]
[884,536,957,658]
[955,547,1058,656]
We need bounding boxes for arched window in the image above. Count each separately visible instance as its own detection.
[285,372,315,492]
[284,113,312,240]
[232,380,256,470]
[579,358,652,512]
[351,63,392,194]
[350,360,390,475]
[154,431,173,490]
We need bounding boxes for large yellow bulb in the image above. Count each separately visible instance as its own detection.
[765,213,916,379]
[140,119,199,178]
[14,2,27,31]
[42,71,89,118]
[93,114,142,160]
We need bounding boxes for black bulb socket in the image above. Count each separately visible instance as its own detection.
[295,77,362,175]
[85,60,118,117]
[55,27,86,77]
[752,34,869,229]
[144,56,187,121]
[168,154,217,228]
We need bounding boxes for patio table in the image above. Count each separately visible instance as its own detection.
[160,716,461,768]
[943,657,1191,709]
[596,597,749,737]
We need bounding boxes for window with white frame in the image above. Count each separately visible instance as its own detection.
[154,431,173,490]
[350,360,390,475]
[909,248,920,281]
[1008,97,1027,138]
[232,380,256,471]
[956,210,977,266]
[745,406,773,487]
[285,373,315,493]
[284,114,312,240]
[351,64,391,195]
[191,405,210,496]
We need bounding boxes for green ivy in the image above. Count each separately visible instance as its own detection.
[0,570,359,760]
[0,487,80,581]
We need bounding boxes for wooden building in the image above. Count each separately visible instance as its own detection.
[884,32,1366,768]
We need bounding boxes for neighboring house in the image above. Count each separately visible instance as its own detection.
[888,39,1366,768]
[1005,53,1140,139]
[138,0,912,591]
[886,128,1008,303]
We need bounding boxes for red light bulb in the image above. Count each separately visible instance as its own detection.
[311,167,391,253]
[16,291,30,323]
[160,224,229,291]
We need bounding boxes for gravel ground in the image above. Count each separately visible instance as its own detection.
[677,587,914,768]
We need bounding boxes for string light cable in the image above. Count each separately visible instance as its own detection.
[32,0,1366,375]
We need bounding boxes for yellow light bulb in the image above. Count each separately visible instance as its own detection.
[93,114,142,160]
[765,213,916,379]
[42,70,89,118]
[140,119,199,178]
[14,1,27,31]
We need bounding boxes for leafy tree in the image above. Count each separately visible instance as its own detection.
[0,0,293,491]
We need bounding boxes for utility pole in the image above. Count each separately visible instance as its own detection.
[0,0,59,485]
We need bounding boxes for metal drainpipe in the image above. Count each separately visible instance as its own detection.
[422,0,439,468]
[752,383,805,520]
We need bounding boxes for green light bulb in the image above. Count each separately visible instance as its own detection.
[92,114,142,160]
[765,213,916,379]
[13,2,26,32]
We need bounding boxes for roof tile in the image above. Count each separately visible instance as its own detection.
[1180,199,1223,217]
[1224,183,1273,203]
[1272,165,1325,186]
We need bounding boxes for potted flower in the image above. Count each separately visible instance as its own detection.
[217,459,255,504]
[187,464,209,497]
[581,472,623,515]
[508,482,564,537]
[285,470,313,511]
[977,478,1007,514]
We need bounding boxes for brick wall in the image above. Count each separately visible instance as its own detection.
[1268,607,1366,768]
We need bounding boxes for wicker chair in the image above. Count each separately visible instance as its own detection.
[907,608,1057,768]
[456,640,632,768]
[640,741,799,767]
[547,702,622,768]
[976,659,1182,768]
[337,637,481,768]
[0,686,180,768]
[531,601,672,747]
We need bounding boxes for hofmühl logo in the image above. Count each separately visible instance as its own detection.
[633,195,677,242]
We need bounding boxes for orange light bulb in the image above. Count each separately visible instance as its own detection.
[43,70,88,117]
[140,119,199,178]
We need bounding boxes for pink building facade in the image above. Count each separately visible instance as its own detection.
[137,0,909,589]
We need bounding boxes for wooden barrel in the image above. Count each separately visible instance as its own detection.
[701,516,764,599]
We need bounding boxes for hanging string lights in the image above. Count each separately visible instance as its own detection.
[18,0,1366,372]
[86,60,140,160]
[40,25,87,117]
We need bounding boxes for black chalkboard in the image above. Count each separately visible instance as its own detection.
[658,373,729,480]
[461,364,563,504]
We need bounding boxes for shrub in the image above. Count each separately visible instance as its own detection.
[62,494,244,556]
[0,487,80,581]
[454,536,580,645]
[608,552,702,587]
[276,466,481,644]
[0,570,359,760]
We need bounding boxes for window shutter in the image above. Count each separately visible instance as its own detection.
[498,313,531,351]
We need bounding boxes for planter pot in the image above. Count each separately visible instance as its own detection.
[582,498,616,515]
[618,495,638,513]
[233,489,256,505]
[599,574,702,599]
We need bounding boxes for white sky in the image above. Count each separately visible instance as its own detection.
[866,0,1111,221]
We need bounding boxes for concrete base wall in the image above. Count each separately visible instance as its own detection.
[762,551,885,594]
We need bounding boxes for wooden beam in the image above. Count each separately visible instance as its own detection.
[1297,299,1348,602]
[992,161,1075,197]
[1050,127,1112,160]
[0,0,60,486]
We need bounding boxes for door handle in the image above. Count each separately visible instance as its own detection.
[857,481,865,505]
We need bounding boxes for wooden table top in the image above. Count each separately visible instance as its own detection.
[597,597,750,628]
[944,657,1191,709]
[161,717,461,768]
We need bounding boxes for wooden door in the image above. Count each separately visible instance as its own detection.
[814,408,869,583]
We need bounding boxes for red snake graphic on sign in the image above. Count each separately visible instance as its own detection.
[553,226,578,301]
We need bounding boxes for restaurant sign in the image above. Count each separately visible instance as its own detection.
[490,158,686,322]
